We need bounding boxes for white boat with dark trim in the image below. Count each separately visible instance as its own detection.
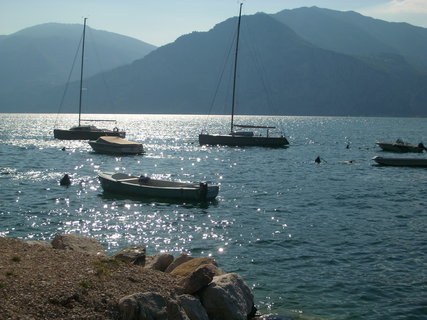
[375,140,425,153]
[89,136,143,155]
[373,156,427,167]
[98,172,219,201]
[198,3,288,148]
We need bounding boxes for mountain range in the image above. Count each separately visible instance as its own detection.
[0,23,156,110]
[2,7,427,116]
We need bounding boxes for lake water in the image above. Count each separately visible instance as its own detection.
[1,113,426,320]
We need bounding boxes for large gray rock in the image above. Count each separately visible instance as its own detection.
[165,254,194,273]
[199,273,255,320]
[112,245,146,266]
[119,292,192,320]
[144,254,174,271]
[177,294,209,320]
[51,234,105,256]
[119,292,168,320]
[170,257,217,277]
[179,264,219,294]
[165,298,191,320]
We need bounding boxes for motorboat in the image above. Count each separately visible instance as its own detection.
[375,139,425,153]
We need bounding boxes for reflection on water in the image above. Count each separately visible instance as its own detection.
[1,114,427,319]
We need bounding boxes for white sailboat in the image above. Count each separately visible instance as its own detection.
[199,3,289,147]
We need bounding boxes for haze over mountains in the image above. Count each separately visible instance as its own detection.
[0,23,156,109]
[2,7,427,116]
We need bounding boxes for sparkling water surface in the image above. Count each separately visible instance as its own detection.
[1,114,426,320]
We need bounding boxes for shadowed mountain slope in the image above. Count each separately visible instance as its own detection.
[3,8,427,116]
[56,12,425,116]
[0,23,156,110]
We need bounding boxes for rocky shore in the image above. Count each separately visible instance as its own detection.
[0,234,266,320]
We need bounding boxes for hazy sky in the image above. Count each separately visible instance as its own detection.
[1,0,427,46]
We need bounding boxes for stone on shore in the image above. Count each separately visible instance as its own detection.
[165,253,194,273]
[200,273,256,320]
[144,253,174,271]
[119,292,169,320]
[179,263,223,294]
[177,294,210,320]
[170,257,217,277]
[51,234,106,256]
[112,245,146,266]
[119,292,194,320]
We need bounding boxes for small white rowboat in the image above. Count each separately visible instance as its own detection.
[98,172,219,201]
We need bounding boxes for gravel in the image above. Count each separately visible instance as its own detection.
[0,237,182,319]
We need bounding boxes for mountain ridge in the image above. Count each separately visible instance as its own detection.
[0,22,157,111]
[2,7,427,116]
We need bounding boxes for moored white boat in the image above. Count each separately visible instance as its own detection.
[375,140,425,153]
[98,172,219,201]
[372,156,427,167]
[88,136,143,154]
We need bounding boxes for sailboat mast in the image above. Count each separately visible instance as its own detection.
[231,3,243,133]
[78,18,87,127]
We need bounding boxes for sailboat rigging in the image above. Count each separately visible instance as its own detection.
[198,3,289,147]
[53,18,125,140]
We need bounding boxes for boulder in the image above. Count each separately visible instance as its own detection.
[165,253,194,273]
[51,234,106,256]
[119,292,192,320]
[112,245,146,266]
[199,273,255,320]
[179,264,219,294]
[165,298,191,320]
[177,294,209,320]
[144,254,174,271]
[119,292,168,320]
[170,257,217,277]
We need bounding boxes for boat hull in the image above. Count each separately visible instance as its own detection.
[88,140,143,155]
[54,128,125,140]
[376,142,423,153]
[98,172,219,201]
[199,134,289,147]
[373,156,427,167]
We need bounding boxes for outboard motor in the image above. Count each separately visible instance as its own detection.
[199,182,208,199]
